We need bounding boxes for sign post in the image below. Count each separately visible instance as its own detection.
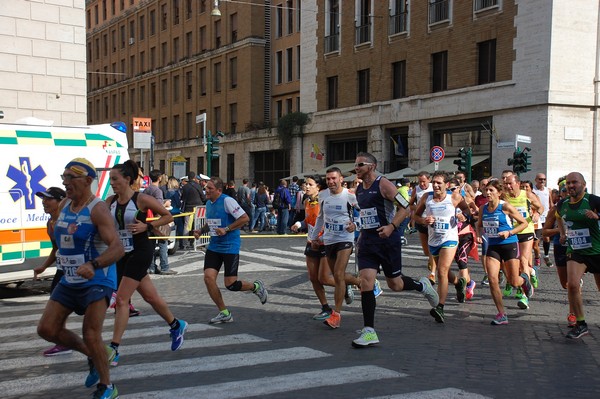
[430,146,445,172]
[133,117,152,169]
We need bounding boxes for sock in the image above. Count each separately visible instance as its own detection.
[361,290,376,328]
[221,309,230,316]
[322,304,332,313]
[97,383,107,390]
[543,241,550,256]
[109,342,119,352]
[402,276,420,291]
[169,318,180,330]
[576,318,586,324]
[437,303,445,310]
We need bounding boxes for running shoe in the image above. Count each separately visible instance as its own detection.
[544,255,553,267]
[534,257,541,268]
[170,319,188,351]
[515,287,523,300]
[108,292,117,310]
[92,384,119,399]
[345,284,354,305]
[129,303,140,317]
[430,305,444,323]
[210,311,233,324]
[373,279,383,298]
[323,310,341,329]
[253,280,268,304]
[520,273,534,298]
[351,327,380,348]
[566,323,589,339]
[42,345,72,357]
[419,277,439,307]
[312,309,332,321]
[85,346,117,387]
[465,280,476,301]
[110,351,120,367]
[481,274,489,286]
[502,283,513,298]
[455,277,467,303]
[567,313,577,328]
[517,296,529,310]
[530,273,539,289]
[491,312,509,325]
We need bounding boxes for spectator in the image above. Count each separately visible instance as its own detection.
[274,179,292,235]
[180,172,205,249]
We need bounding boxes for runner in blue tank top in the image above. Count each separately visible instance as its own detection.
[476,178,530,326]
[37,158,124,399]
[352,152,438,348]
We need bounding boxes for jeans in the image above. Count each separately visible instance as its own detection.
[277,208,289,235]
[251,206,267,231]
[158,240,169,271]
[174,215,185,248]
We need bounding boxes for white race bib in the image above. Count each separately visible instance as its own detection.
[567,228,592,250]
[118,229,134,252]
[57,253,87,283]
[482,220,499,238]
[359,207,380,229]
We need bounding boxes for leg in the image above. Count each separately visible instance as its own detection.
[435,247,457,305]
[137,275,175,324]
[487,258,505,314]
[307,256,329,306]
[82,299,111,385]
[566,261,587,319]
[112,276,140,345]
[317,256,335,287]
[38,300,88,354]
[204,268,226,311]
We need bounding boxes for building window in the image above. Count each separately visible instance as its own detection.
[286,98,293,114]
[161,3,168,30]
[139,51,145,73]
[214,106,221,130]
[327,76,338,110]
[286,48,293,82]
[328,136,368,163]
[429,0,450,24]
[173,0,180,25]
[129,88,135,113]
[358,69,370,105]
[173,37,179,62]
[129,54,135,76]
[214,62,221,92]
[227,154,235,182]
[432,51,447,92]
[389,127,409,171]
[199,66,206,95]
[184,32,192,58]
[140,85,146,111]
[161,78,168,105]
[355,0,371,45]
[150,9,156,35]
[253,150,290,191]
[474,0,498,11]
[173,75,180,103]
[215,20,221,48]
[95,38,100,59]
[151,82,156,108]
[296,46,301,80]
[230,57,237,88]
[230,103,237,134]
[120,25,125,48]
[111,30,116,52]
[94,5,98,25]
[325,0,339,53]
[102,0,107,20]
[173,115,180,140]
[120,91,125,115]
[161,42,167,66]
[276,51,282,84]
[276,5,283,37]
[129,20,135,41]
[478,39,496,85]
[186,71,193,100]
[200,0,207,13]
[287,0,294,34]
[161,117,168,140]
[139,15,145,40]
[389,0,408,35]
[150,46,156,69]
[199,26,207,52]
[392,60,406,99]
[185,112,193,139]
[276,100,283,120]
[185,0,192,19]
[102,34,108,56]
[230,13,238,42]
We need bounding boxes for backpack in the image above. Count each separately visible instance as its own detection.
[272,190,282,209]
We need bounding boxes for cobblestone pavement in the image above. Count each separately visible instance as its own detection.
[1,234,599,398]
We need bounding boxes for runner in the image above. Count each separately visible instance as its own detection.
[532,173,553,267]
[352,152,438,347]
[409,171,435,283]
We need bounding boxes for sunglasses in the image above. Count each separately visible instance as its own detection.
[355,162,374,168]
[60,174,86,182]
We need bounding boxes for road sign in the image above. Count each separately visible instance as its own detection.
[430,146,445,162]
[497,141,514,149]
[516,134,531,144]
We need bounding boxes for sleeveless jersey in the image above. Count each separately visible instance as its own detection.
[532,186,550,223]
[54,197,116,289]
[415,183,433,217]
[507,190,534,234]
[425,193,458,246]
[109,192,148,253]
[356,176,400,244]
[312,188,357,245]
[558,193,600,255]
[481,200,518,246]
[206,194,244,254]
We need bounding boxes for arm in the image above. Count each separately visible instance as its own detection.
[413,194,429,225]
[132,193,174,234]
[34,228,58,279]
[76,201,125,280]
[542,207,560,238]
[378,177,409,238]
[308,198,325,243]
[214,197,249,236]
[475,205,485,243]
[500,202,528,239]
[527,191,544,224]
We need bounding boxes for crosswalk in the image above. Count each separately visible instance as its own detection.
[0,297,490,398]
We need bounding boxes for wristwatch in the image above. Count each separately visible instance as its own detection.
[224,226,230,233]
[91,259,100,268]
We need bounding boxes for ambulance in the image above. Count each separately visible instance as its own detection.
[0,121,129,286]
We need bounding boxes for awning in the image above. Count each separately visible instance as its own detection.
[384,167,417,180]
[405,155,489,176]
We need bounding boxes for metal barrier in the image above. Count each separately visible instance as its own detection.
[193,205,210,251]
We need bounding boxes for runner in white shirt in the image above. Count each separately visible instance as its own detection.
[309,167,361,329]
[532,173,553,267]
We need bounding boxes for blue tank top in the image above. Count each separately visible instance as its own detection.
[54,197,117,289]
[206,194,241,254]
[481,200,518,246]
[356,176,400,244]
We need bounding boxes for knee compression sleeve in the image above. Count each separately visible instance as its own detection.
[226,280,243,291]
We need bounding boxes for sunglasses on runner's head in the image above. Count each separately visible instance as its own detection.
[355,162,373,168]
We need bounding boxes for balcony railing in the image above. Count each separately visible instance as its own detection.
[324,34,339,53]
[429,0,449,24]
[389,11,408,35]
[475,0,498,11]
[355,23,371,45]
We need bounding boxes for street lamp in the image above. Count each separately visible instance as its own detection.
[211,0,221,16]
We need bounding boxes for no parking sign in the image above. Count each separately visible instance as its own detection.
[430,146,445,171]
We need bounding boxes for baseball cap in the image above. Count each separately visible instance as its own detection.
[36,187,66,201]
[180,176,189,182]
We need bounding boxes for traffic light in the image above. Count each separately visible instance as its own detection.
[206,130,225,177]
[453,147,472,181]
[507,147,532,175]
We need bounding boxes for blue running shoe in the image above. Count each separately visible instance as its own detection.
[170,319,188,351]
[85,358,99,388]
[92,384,119,399]
[110,352,120,367]
[373,279,383,298]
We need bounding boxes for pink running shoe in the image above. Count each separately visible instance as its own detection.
[43,345,72,357]
[466,280,476,300]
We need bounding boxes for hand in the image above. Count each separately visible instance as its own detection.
[345,222,356,233]
[559,234,567,245]
[376,224,393,239]
[127,221,146,235]
[76,262,94,280]
[33,266,45,280]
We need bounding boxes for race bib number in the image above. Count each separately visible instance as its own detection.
[432,216,451,232]
[482,220,499,238]
[359,208,380,229]
[516,206,528,219]
[324,216,344,233]
[207,218,221,236]
[567,228,592,250]
[57,253,87,284]
[118,229,134,252]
